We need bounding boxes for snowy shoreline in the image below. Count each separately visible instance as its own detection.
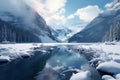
[0,43,120,80]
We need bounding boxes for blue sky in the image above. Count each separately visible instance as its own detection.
[64,0,114,26]
[0,0,116,29]
[34,0,114,28]
[65,0,113,16]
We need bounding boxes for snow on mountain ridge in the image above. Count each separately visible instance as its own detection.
[0,0,58,43]
[111,0,120,9]
[106,0,120,10]
[69,7,120,42]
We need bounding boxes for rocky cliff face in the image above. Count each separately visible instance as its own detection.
[103,21,120,42]
[0,1,58,43]
[0,19,41,43]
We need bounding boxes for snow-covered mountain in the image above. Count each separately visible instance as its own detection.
[69,2,120,43]
[0,0,58,43]
[54,27,72,42]
[54,23,86,42]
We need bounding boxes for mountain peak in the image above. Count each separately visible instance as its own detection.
[69,8,120,43]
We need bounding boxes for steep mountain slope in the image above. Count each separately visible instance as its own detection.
[69,9,120,43]
[0,1,58,43]
[103,20,120,41]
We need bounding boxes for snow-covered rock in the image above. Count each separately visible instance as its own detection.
[0,44,54,80]
[110,55,120,63]
[0,43,120,80]
[97,61,120,74]
[102,75,116,80]
[114,73,120,79]
[0,56,10,64]
[70,71,92,80]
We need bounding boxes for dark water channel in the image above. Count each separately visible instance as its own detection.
[0,45,101,80]
[36,45,101,80]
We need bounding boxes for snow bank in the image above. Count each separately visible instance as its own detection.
[40,35,57,43]
[0,43,120,80]
[78,43,120,54]
[114,73,120,79]
[97,61,120,74]
[109,55,120,63]
[70,71,92,80]
[0,44,34,60]
[0,56,10,60]
[102,75,116,80]
[0,56,10,64]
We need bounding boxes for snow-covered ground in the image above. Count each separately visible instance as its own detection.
[70,71,92,80]
[78,42,120,80]
[0,42,119,60]
[0,42,120,80]
[0,43,49,62]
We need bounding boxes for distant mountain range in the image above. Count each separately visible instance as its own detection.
[69,3,120,43]
[1,0,120,43]
[0,1,58,43]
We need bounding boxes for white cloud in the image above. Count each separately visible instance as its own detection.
[0,0,103,28]
[0,0,67,28]
[45,0,67,13]
[0,0,29,16]
[29,0,67,27]
[67,14,74,19]
[46,15,66,27]
[74,5,102,22]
